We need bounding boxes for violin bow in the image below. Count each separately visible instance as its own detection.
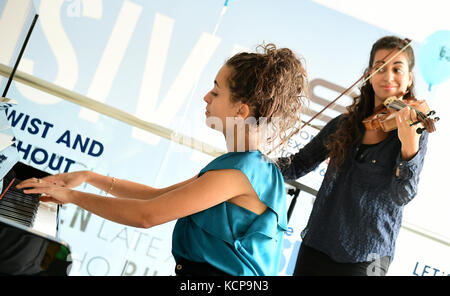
[267,38,413,155]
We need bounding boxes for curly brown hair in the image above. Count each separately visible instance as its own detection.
[225,43,309,153]
[326,36,415,171]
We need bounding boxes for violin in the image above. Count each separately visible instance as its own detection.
[362,96,440,134]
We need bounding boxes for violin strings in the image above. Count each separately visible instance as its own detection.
[389,99,426,120]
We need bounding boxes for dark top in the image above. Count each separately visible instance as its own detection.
[278,115,428,263]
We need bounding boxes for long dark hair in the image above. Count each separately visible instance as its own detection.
[325,36,415,171]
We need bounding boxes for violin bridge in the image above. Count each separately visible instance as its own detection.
[384,96,404,111]
[383,96,397,107]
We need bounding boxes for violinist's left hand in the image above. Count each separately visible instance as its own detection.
[396,106,421,160]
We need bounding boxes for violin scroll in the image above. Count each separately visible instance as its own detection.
[413,113,440,134]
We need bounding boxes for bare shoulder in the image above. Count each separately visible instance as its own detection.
[201,169,267,215]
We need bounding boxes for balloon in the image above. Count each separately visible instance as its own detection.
[418,30,450,90]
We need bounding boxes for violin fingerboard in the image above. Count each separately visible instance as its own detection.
[385,98,406,111]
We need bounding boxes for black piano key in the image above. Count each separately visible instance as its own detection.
[0,196,36,211]
[3,190,39,204]
[2,191,40,207]
[0,200,36,215]
[0,200,36,218]
[0,180,40,227]
[0,210,37,227]
[2,195,39,209]
[1,198,37,213]
[0,208,33,227]
[0,162,55,232]
[0,197,36,221]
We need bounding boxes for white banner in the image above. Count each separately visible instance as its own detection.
[0,0,448,276]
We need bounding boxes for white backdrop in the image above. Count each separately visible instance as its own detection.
[0,0,448,276]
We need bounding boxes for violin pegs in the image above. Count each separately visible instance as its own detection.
[413,117,437,134]
[416,127,425,134]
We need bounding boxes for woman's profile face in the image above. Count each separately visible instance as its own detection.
[203,65,240,133]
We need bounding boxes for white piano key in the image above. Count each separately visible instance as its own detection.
[32,202,57,237]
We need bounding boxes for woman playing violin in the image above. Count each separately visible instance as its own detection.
[278,36,429,276]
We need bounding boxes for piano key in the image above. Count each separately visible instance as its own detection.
[0,198,37,213]
[0,177,41,228]
[2,191,40,207]
[0,199,36,217]
[33,202,58,237]
[0,209,32,227]
[1,197,39,214]
[0,193,37,208]
[0,204,36,225]
[0,209,34,226]
[0,164,58,237]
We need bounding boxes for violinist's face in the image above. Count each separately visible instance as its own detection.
[369,49,413,107]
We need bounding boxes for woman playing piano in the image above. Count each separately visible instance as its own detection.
[17,43,308,276]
